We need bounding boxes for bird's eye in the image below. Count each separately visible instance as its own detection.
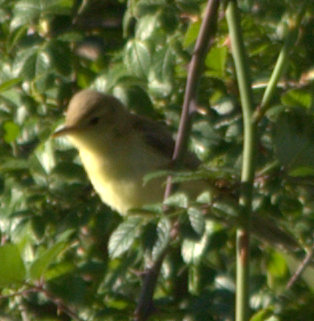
[89,117,100,125]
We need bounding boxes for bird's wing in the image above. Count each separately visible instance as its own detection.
[132,114,200,169]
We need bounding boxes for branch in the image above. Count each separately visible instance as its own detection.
[134,1,220,320]
[286,245,314,289]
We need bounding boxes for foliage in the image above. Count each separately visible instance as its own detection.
[0,0,313,320]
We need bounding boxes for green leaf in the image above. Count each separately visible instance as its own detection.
[181,221,215,265]
[187,207,205,236]
[135,14,160,40]
[46,40,72,75]
[281,88,312,109]
[164,192,188,208]
[16,48,51,80]
[12,0,41,28]
[112,84,155,117]
[108,217,142,258]
[148,46,175,97]
[124,39,151,78]
[3,121,20,143]
[135,0,167,16]
[212,199,240,217]
[249,307,275,321]
[205,46,228,78]
[0,78,23,92]
[0,244,26,287]
[29,241,67,280]
[269,251,287,277]
[152,217,171,259]
[12,0,72,28]
[274,111,314,171]
[183,21,201,48]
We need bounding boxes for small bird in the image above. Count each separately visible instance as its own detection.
[53,89,205,215]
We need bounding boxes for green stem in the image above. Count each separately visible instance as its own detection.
[226,1,256,321]
[254,1,308,122]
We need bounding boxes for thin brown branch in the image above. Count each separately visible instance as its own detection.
[286,245,314,289]
[164,0,220,199]
[134,1,221,320]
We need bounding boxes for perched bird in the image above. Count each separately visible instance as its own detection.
[53,89,205,215]
[53,89,300,252]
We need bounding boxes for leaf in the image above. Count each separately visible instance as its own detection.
[267,251,288,278]
[0,78,23,92]
[29,241,67,280]
[108,217,142,258]
[152,217,171,259]
[212,199,240,217]
[16,48,51,80]
[274,111,314,171]
[135,14,160,40]
[0,244,26,287]
[124,39,151,78]
[250,307,275,321]
[182,238,206,265]
[164,192,188,208]
[281,88,312,109]
[46,40,72,75]
[187,207,205,236]
[3,121,20,143]
[205,46,228,78]
[183,21,201,48]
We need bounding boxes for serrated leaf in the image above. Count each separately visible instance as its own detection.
[108,217,142,258]
[152,217,171,259]
[149,46,175,95]
[136,14,159,40]
[0,244,26,287]
[124,39,151,78]
[164,192,188,208]
[29,241,67,280]
[181,225,209,265]
[17,48,51,80]
[187,207,205,236]
[183,220,216,264]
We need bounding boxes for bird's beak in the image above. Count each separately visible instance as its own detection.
[52,125,77,138]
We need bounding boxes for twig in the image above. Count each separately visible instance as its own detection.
[286,245,314,289]
[164,0,220,199]
[0,282,83,321]
[134,1,220,320]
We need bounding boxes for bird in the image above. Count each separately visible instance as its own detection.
[53,89,206,215]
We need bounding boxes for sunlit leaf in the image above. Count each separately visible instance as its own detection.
[108,217,142,258]
[0,244,26,287]
[152,216,171,259]
[124,39,151,78]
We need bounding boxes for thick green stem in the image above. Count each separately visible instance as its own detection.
[226,1,256,321]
